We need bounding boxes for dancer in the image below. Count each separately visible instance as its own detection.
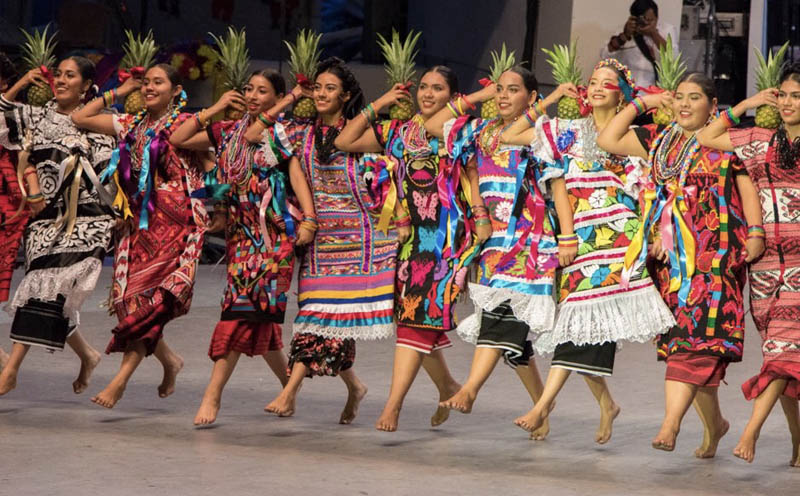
[335,66,478,431]
[261,57,396,424]
[72,64,207,408]
[696,64,800,466]
[502,59,675,443]
[423,66,562,438]
[170,70,313,425]
[597,72,764,457]
[0,52,20,371]
[0,57,113,395]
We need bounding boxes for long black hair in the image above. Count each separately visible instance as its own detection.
[772,62,800,169]
[508,65,539,94]
[630,0,659,80]
[65,56,98,100]
[0,51,18,91]
[315,57,364,119]
[250,68,286,96]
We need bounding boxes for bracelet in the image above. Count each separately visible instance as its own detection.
[394,211,410,220]
[722,107,741,128]
[194,110,209,129]
[525,104,541,127]
[630,97,647,115]
[289,93,298,104]
[747,225,766,239]
[360,103,377,123]
[27,192,44,203]
[557,233,579,246]
[23,168,37,180]
[102,89,117,107]
[258,112,276,127]
[474,218,491,227]
[299,220,318,232]
[302,215,318,225]
[395,216,411,228]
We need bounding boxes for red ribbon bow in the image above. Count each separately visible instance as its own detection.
[295,73,311,88]
[577,85,593,117]
[399,81,414,91]
[118,67,145,83]
[478,78,494,88]
[39,65,56,94]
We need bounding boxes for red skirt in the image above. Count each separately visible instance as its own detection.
[208,320,283,360]
[742,360,800,400]
[396,325,452,354]
[665,353,728,387]
[106,289,172,356]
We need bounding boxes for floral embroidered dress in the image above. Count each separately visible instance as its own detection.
[0,98,115,350]
[0,145,26,303]
[204,116,298,360]
[631,124,748,385]
[444,116,558,365]
[270,119,396,376]
[730,127,800,400]
[106,112,207,355]
[373,116,480,353]
[531,116,674,374]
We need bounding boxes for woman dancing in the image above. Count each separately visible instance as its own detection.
[598,72,764,457]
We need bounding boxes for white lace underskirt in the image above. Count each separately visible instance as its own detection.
[291,300,395,341]
[456,283,557,345]
[532,283,676,354]
[4,257,103,326]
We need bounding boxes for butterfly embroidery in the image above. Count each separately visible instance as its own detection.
[410,260,435,287]
[412,190,438,220]
[417,227,437,252]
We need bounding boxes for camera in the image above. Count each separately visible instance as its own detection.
[637,15,648,27]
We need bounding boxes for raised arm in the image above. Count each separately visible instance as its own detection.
[244,85,311,144]
[335,83,411,153]
[597,92,670,158]
[736,173,766,263]
[72,78,141,135]
[170,90,245,150]
[697,89,778,152]
[501,83,579,146]
[424,84,496,139]
[2,68,49,103]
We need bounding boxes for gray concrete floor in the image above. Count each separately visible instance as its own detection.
[1,265,798,496]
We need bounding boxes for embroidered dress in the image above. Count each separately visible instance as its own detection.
[531,116,674,375]
[373,116,480,353]
[0,146,26,302]
[0,98,115,350]
[731,127,800,400]
[270,120,396,376]
[106,113,207,355]
[632,124,748,386]
[444,116,558,366]
[203,117,297,360]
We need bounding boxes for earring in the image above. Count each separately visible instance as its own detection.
[616,99,625,113]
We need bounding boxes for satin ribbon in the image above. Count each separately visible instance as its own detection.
[39,65,56,95]
[295,73,311,87]
[577,86,593,117]
[478,78,493,88]
[118,67,145,83]
[376,158,398,233]
[399,81,414,91]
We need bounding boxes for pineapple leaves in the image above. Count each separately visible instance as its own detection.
[20,23,58,71]
[284,29,322,85]
[376,29,420,88]
[121,30,158,70]
[209,27,251,92]
[541,39,581,86]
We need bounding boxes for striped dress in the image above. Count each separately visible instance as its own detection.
[271,119,396,376]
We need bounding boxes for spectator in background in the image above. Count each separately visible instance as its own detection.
[601,0,679,88]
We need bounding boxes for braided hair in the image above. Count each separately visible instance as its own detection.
[315,57,365,120]
[0,51,18,91]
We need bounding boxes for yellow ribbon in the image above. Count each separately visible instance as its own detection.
[622,187,656,278]
[663,182,696,294]
[376,158,397,234]
[111,170,132,220]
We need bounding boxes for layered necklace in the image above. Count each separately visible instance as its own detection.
[313,116,345,163]
[478,117,515,156]
[772,124,800,170]
[131,112,170,171]
[649,122,701,185]
[216,114,252,186]
[402,113,433,158]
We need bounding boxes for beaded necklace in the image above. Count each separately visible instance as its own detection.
[313,116,345,164]
[402,113,433,159]
[216,114,252,186]
[478,117,515,156]
[649,123,701,185]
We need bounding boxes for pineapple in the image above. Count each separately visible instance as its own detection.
[481,43,515,119]
[754,41,790,129]
[285,29,322,120]
[376,29,420,121]
[542,39,582,120]
[20,25,57,106]
[652,34,687,125]
[120,30,158,114]
[209,27,250,120]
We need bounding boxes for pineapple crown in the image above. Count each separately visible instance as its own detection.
[20,24,57,71]
[542,39,582,86]
[209,27,251,92]
[284,29,322,85]
[120,30,158,70]
[376,29,420,87]
[655,34,686,91]
[487,43,516,83]
[755,41,790,91]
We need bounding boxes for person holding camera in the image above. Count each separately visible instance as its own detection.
[601,0,678,88]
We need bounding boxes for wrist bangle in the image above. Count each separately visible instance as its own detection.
[27,192,44,202]
[630,97,647,115]
[557,233,579,246]
[722,107,741,127]
[474,218,491,227]
[747,225,766,239]
[24,168,37,180]
[459,96,476,111]
[258,112,276,127]
[290,93,298,103]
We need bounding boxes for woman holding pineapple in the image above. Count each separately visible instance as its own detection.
[335,64,480,432]
[169,69,316,426]
[597,73,764,457]
[259,57,396,424]
[0,55,115,397]
[71,64,207,409]
[422,64,562,438]
[501,58,675,444]
[696,62,800,467]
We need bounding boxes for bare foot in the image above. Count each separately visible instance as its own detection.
[0,348,8,370]
[431,381,461,427]
[194,394,221,426]
[0,368,17,396]
[375,405,400,432]
[439,388,475,414]
[91,381,126,409]
[733,429,757,463]
[158,354,184,398]
[73,349,101,394]
[596,403,621,445]
[514,406,547,433]
[340,381,367,425]
[652,421,680,452]
[530,416,551,441]
[792,434,800,467]
[696,417,729,458]
[265,391,296,417]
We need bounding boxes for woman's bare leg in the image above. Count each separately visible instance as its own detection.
[514,366,570,433]
[440,347,502,413]
[583,375,621,444]
[265,361,306,417]
[422,349,461,426]
[66,329,102,394]
[778,394,800,467]
[339,367,368,424]
[91,341,147,408]
[0,347,9,371]
[194,351,241,425]
[515,359,551,440]
[263,350,289,387]
[652,380,698,451]
[152,339,184,398]
[376,346,423,431]
[0,342,29,395]
[733,379,786,462]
